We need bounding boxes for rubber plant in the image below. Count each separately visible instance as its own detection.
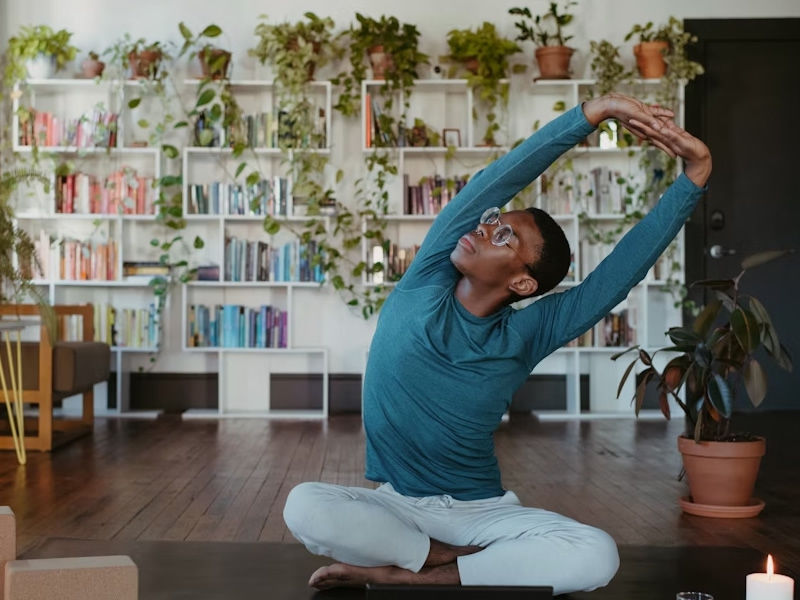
[442,22,525,146]
[612,250,794,439]
[0,169,56,340]
[331,14,429,318]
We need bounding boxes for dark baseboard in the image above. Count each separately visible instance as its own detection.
[108,372,592,415]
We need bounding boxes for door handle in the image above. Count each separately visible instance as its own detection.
[707,244,736,259]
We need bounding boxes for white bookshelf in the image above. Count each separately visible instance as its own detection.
[359,77,687,419]
[178,79,334,418]
[10,77,333,419]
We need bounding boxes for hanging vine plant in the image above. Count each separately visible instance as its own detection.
[325,14,429,317]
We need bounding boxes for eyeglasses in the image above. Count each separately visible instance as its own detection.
[479,207,537,276]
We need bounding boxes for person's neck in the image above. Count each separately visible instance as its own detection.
[454,276,509,318]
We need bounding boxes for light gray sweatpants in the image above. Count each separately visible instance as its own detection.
[283,481,619,595]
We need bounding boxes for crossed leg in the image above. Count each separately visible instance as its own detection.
[283,481,619,595]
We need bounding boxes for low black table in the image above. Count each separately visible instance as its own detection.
[23,539,780,599]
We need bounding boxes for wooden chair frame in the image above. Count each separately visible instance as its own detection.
[0,304,96,452]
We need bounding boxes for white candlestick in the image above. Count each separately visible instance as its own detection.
[746,555,795,600]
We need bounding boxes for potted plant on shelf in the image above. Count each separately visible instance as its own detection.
[81,51,105,78]
[124,39,168,79]
[250,12,341,84]
[625,16,704,84]
[333,13,428,117]
[613,250,795,518]
[442,22,524,147]
[4,25,78,85]
[509,1,577,80]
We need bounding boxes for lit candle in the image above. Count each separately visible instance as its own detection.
[746,555,794,600]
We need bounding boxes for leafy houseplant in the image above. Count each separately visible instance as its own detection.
[443,22,524,146]
[4,25,78,85]
[332,14,428,117]
[0,169,56,340]
[250,12,341,83]
[509,2,577,80]
[625,17,704,89]
[613,250,795,517]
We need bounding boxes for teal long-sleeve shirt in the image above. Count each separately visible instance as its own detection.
[362,104,705,501]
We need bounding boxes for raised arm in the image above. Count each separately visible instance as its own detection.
[398,96,676,290]
[512,118,712,363]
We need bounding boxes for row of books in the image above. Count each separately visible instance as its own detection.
[194,106,327,150]
[19,107,119,148]
[222,237,325,283]
[32,232,118,281]
[57,303,159,349]
[187,304,288,349]
[56,168,154,215]
[187,178,289,216]
[366,241,419,284]
[404,174,469,216]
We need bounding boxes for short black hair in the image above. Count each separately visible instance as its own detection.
[520,207,571,299]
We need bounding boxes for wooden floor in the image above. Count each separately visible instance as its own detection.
[1,412,799,575]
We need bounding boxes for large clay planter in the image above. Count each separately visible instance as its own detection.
[535,46,573,80]
[677,435,766,518]
[129,50,162,79]
[199,48,231,80]
[368,45,394,80]
[634,41,669,79]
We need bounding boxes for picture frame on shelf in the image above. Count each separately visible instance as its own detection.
[443,128,461,147]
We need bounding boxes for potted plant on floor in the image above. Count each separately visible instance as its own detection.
[509,1,577,80]
[4,25,78,85]
[613,250,795,518]
[442,22,524,146]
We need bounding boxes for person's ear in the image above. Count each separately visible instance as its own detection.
[509,274,538,297]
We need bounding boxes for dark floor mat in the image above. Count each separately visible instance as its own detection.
[22,539,774,599]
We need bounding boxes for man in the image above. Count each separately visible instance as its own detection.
[283,93,711,594]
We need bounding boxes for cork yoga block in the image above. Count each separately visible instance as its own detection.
[0,506,16,597]
[4,556,138,600]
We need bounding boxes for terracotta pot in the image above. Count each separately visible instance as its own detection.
[129,50,162,79]
[463,57,479,75]
[634,41,669,79]
[81,59,105,78]
[286,39,322,81]
[534,46,573,80]
[368,45,394,80]
[199,48,231,80]
[678,435,766,510]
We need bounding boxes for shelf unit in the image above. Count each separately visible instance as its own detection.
[178,79,334,419]
[10,78,166,418]
[358,77,687,418]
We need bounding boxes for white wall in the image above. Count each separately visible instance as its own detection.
[3,0,799,374]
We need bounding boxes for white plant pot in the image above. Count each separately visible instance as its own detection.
[25,54,57,80]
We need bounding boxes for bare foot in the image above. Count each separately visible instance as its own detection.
[309,562,461,590]
[425,539,483,567]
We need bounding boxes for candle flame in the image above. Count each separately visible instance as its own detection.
[767,554,774,578]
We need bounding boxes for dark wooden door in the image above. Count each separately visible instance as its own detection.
[685,18,800,411]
